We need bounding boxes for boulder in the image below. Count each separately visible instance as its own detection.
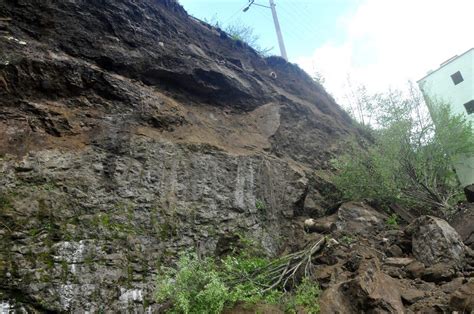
[464,184,474,202]
[441,277,465,293]
[450,204,474,249]
[422,263,456,282]
[405,261,425,279]
[406,215,466,269]
[400,287,425,305]
[320,257,404,313]
[449,281,474,312]
[336,201,387,235]
[386,244,404,257]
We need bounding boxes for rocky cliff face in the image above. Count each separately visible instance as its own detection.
[0,0,358,311]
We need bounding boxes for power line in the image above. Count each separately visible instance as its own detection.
[283,0,316,32]
[281,2,320,37]
[242,0,288,60]
[278,1,324,43]
[223,1,250,25]
[251,6,308,57]
[275,4,318,45]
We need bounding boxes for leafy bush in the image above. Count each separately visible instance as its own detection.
[156,246,321,313]
[255,199,266,211]
[203,16,272,56]
[156,253,228,314]
[294,278,321,314]
[339,235,355,245]
[386,214,399,228]
[333,84,474,215]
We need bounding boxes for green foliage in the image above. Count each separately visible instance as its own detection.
[156,253,228,314]
[255,199,266,211]
[339,235,354,245]
[294,278,321,314]
[220,246,284,305]
[0,193,12,211]
[225,23,272,55]
[333,83,474,214]
[156,248,321,313]
[386,214,399,228]
[203,16,272,56]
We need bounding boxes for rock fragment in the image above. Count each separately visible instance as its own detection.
[406,215,466,269]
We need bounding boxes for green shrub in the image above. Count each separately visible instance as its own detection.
[339,235,354,245]
[156,253,228,314]
[202,16,272,56]
[333,87,474,214]
[255,199,266,211]
[294,278,321,314]
[156,250,321,313]
[386,214,399,228]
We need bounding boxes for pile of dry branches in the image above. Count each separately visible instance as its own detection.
[228,237,326,292]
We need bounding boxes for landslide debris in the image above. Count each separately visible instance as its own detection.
[301,202,474,313]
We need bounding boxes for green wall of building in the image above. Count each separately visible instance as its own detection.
[418,48,474,187]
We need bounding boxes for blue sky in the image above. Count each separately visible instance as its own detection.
[180,0,474,104]
[180,0,360,60]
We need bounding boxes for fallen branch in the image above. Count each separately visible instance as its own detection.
[226,237,326,293]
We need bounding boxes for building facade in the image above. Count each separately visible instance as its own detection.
[418,48,474,187]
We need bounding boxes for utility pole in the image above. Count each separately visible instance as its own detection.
[269,0,288,61]
[243,0,288,61]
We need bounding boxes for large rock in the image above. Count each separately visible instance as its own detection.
[406,215,466,269]
[336,201,387,235]
[320,257,404,313]
[450,204,474,249]
[464,184,474,202]
[302,201,387,237]
[449,281,474,312]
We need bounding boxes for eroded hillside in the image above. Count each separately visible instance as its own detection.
[0,0,360,311]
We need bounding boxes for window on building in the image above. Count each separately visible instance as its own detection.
[451,71,464,85]
[464,100,474,114]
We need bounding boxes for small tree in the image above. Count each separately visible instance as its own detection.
[203,16,272,56]
[333,83,474,216]
[224,22,273,56]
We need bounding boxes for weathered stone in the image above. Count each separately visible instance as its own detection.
[406,215,466,269]
[441,277,465,293]
[386,244,404,257]
[450,204,474,249]
[400,287,425,304]
[320,257,404,313]
[336,201,387,235]
[2,0,471,312]
[449,281,474,312]
[422,263,457,282]
[405,261,426,279]
[385,257,414,267]
[464,184,474,202]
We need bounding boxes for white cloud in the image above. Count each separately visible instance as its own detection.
[296,0,474,103]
